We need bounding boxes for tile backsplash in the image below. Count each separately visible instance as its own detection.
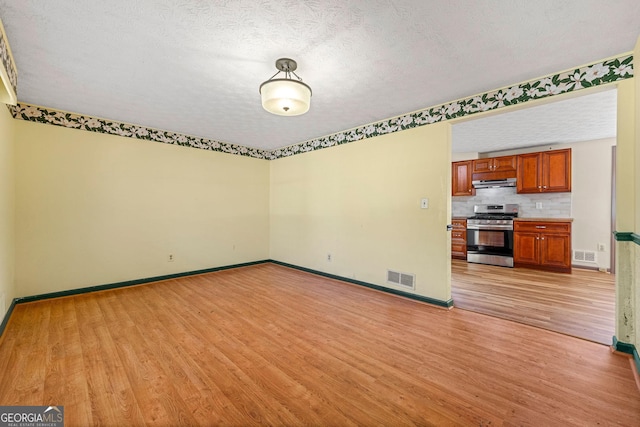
[452,187,571,218]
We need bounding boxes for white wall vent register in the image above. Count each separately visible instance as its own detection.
[573,250,597,263]
[387,270,415,289]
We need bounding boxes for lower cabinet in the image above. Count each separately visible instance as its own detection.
[451,218,467,260]
[514,220,571,273]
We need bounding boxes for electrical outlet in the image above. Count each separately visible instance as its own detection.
[327,253,332,262]
[168,254,174,262]
[597,243,606,252]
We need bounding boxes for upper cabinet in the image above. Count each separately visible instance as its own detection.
[472,155,516,174]
[452,161,475,196]
[452,148,572,196]
[516,149,571,194]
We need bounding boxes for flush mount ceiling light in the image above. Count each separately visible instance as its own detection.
[259,58,312,116]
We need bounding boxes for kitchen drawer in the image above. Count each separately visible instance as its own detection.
[451,230,466,240]
[514,221,570,234]
[452,218,467,228]
[452,243,467,259]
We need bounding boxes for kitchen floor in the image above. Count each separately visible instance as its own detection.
[451,259,615,345]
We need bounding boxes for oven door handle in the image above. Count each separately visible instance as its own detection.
[467,224,514,231]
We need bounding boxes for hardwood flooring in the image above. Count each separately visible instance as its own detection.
[451,260,615,345]
[0,263,638,426]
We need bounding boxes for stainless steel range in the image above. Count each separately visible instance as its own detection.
[466,204,519,267]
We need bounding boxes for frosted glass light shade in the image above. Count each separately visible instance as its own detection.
[260,78,312,116]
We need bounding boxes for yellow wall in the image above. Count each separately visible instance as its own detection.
[13,116,454,303]
[617,79,636,233]
[14,120,270,297]
[270,123,452,302]
[0,105,15,315]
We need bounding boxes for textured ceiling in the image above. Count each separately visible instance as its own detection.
[452,89,618,154]
[0,1,638,152]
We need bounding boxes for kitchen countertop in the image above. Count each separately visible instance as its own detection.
[451,217,573,222]
[514,218,573,222]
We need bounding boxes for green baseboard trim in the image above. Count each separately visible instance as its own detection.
[613,231,640,245]
[0,298,18,339]
[13,259,271,305]
[269,260,454,308]
[612,336,640,375]
[4,258,452,336]
[613,336,636,354]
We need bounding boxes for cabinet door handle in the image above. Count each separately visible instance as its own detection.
[541,237,545,240]
[535,226,546,229]
[543,186,547,189]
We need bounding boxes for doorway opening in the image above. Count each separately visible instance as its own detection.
[450,88,617,345]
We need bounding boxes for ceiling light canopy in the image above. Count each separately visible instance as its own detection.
[260,58,312,116]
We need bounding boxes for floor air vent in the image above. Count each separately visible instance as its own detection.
[573,250,597,263]
[387,270,415,289]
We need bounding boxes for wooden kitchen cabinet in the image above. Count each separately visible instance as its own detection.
[452,161,475,196]
[514,220,572,273]
[472,155,516,174]
[451,218,467,259]
[516,149,571,194]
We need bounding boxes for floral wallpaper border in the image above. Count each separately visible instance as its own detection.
[8,104,272,159]
[8,54,633,161]
[0,20,18,98]
[274,54,633,160]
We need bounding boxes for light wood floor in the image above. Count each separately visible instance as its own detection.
[0,263,637,426]
[451,260,615,345]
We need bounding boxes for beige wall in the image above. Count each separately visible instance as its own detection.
[451,152,479,162]
[270,123,452,302]
[569,138,616,270]
[617,79,636,233]
[0,105,15,316]
[14,120,270,297]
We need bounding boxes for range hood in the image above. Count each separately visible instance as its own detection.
[472,177,516,189]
